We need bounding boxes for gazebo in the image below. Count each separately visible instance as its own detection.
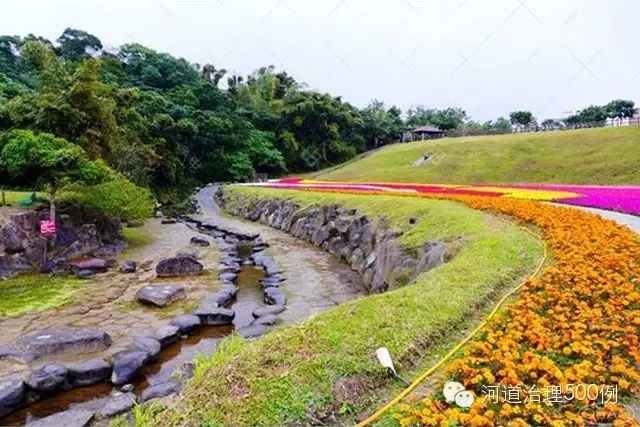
[411,124,444,140]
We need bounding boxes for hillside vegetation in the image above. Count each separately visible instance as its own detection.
[313,127,640,185]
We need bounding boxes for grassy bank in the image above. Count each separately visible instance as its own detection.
[313,127,640,185]
[140,187,540,426]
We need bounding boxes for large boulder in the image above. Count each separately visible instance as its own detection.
[136,285,186,307]
[0,224,25,254]
[68,359,111,387]
[26,364,69,393]
[156,256,203,277]
[0,328,112,362]
[26,409,94,427]
[111,350,149,385]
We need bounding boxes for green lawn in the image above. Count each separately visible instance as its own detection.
[0,273,86,317]
[313,127,640,185]
[141,187,540,426]
[0,190,47,206]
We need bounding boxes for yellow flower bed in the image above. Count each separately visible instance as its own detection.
[467,186,581,201]
[390,195,640,426]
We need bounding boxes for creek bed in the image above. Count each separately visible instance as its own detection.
[1,266,267,426]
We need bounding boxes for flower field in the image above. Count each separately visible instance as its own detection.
[247,180,640,426]
[261,179,640,216]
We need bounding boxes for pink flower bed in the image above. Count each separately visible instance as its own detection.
[502,184,640,215]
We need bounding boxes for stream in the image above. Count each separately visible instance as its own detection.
[0,189,365,426]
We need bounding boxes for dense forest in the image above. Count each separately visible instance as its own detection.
[0,28,412,202]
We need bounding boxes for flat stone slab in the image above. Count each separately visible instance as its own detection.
[140,381,180,402]
[26,409,94,427]
[0,328,112,362]
[97,391,136,418]
[136,285,186,307]
[237,324,266,339]
[70,258,109,272]
[156,256,203,277]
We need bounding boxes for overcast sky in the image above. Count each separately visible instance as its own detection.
[2,0,638,121]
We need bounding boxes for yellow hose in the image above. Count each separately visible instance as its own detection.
[357,225,548,426]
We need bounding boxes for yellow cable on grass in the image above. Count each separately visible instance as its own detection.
[357,225,548,427]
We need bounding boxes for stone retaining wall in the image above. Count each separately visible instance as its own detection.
[214,187,446,293]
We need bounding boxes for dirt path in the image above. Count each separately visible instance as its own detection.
[195,186,366,324]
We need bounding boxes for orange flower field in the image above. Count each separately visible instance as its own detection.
[256,184,640,426]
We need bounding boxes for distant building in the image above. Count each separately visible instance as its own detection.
[410,125,444,141]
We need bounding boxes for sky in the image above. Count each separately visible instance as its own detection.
[1,0,638,121]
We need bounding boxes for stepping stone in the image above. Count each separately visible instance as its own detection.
[170,314,201,335]
[156,256,203,277]
[190,236,210,247]
[132,337,161,361]
[264,288,286,306]
[161,219,177,225]
[26,409,94,427]
[193,306,235,326]
[70,258,109,272]
[97,391,136,418]
[119,261,136,273]
[75,269,94,279]
[68,359,111,387]
[26,364,69,393]
[111,350,149,385]
[0,379,25,417]
[153,326,180,348]
[0,328,112,362]
[219,272,237,282]
[252,305,286,318]
[136,285,186,307]
[253,314,278,326]
[140,381,180,402]
[237,324,266,339]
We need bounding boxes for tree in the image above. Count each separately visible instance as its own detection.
[605,99,635,120]
[56,28,103,61]
[406,106,466,131]
[0,130,114,219]
[509,111,534,129]
[493,117,512,133]
[579,105,608,125]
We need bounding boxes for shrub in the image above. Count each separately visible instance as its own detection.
[60,177,155,221]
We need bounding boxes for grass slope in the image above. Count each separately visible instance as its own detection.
[143,187,540,426]
[0,274,86,317]
[314,127,640,185]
